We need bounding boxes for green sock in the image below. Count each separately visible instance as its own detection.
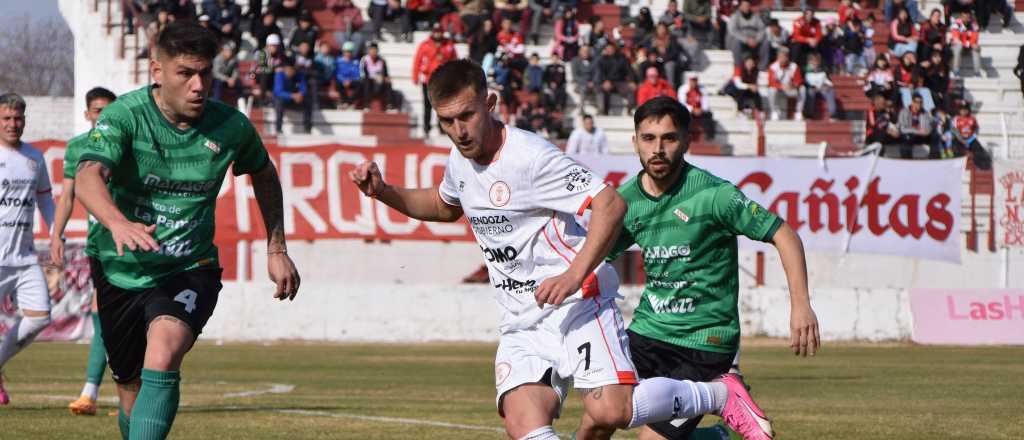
[118,406,131,440]
[128,369,181,440]
[85,313,107,386]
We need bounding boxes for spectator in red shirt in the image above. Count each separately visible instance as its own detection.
[724,55,763,115]
[865,94,901,147]
[950,11,982,78]
[497,17,528,70]
[678,73,716,140]
[950,103,990,168]
[889,7,918,58]
[493,0,533,40]
[328,0,366,57]
[838,0,861,26]
[767,48,805,120]
[791,10,823,69]
[412,23,458,136]
[636,67,677,106]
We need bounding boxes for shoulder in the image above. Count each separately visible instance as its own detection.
[18,142,44,161]
[687,164,734,194]
[205,100,256,133]
[617,174,643,200]
[507,126,563,164]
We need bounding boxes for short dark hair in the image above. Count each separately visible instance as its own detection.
[85,87,116,106]
[156,21,219,62]
[633,96,690,133]
[582,113,594,121]
[426,59,487,105]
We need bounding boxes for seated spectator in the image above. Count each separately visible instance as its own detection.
[493,0,532,40]
[553,7,580,62]
[634,7,656,43]
[515,93,560,137]
[333,42,363,108]
[314,42,337,87]
[896,93,935,159]
[585,17,611,55]
[367,0,405,41]
[895,51,935,111]
[289,12,320,54]
[328,0,366,57]
[542,54,568,111]
[162,0,196,20]
[403,0,438,38]
[865,94,901,147]
[636,49,664,81]
[253,12,282,50]
[684,0,715,47]
[139,5,175,58]
[252,34,287,104]
[594,43,637,116]
[950,103,991,168]
[527,0,558,45]
[273,57,312,134]
[842,18,868,74]
[791,10,823,69]
[889,7,918,57]
[565,114,608,154]
[950,11,982,78]
[724,56,763,116]
[838,0,861,26]
[270,0,303,18]
[659,0,683,30]
[203,0,242,47]
[726,0,766,69]
[934,106,955,158]
[360,43,394,110]
[525,53,545,93]
[764,19,790,71]
[918,9,947,62]
[294,40,320,110]
[714,0,738,50]
[803,54,839,120]
[637,67,677,106]
[922,50,951,110]
[945,0,974,23]
[471,19,500,72]
[199,14,214,32]
[571,44,598,108]
[212,43,240,103]
[645,23,687,88]
[885,0,920,23]
[864,56,896,100]
[497,17,527,69]
[822,18,845,73]
[678,73,716,140]
[767,48,805,121]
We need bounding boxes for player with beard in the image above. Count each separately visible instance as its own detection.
[576,96,820,440]
[351,60,775,440]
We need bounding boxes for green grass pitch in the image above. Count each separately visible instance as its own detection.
[2,340,1022,439]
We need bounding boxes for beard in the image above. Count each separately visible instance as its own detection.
[642,150,684,181]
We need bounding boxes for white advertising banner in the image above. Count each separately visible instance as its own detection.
[571,154,966,263]
[994,159,1024,248]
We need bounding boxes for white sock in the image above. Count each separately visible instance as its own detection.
[627,378,729,429]
[81,382,99,400]
[519,425,559,440]
[0,315,50,368]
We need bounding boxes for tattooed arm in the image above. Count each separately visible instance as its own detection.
[250,163,300,301]
[75,160,158,256]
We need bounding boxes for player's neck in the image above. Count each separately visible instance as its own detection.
[151,87,196,130]
[641,163,685,197]
[473,120,505,166]
[0,139,19,150]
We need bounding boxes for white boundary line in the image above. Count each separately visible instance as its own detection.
[275,409,506,434]
[222,383,295,398]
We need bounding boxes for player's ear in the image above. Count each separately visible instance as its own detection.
[150,57,162,86]
[632,134,639,154]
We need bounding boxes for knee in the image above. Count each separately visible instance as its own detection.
[503,414,541,439]
[584,399,632,429]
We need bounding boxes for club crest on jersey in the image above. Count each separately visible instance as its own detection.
[489,181,511,207]
[673,208,689,222]
[204,139,221,154]
[495,362,512,385]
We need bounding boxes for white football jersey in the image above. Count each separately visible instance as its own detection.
[0,143,51,266]
[439,126,619,332]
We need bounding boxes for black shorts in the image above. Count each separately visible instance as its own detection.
[627,330,735,440]
[89,258,222,384]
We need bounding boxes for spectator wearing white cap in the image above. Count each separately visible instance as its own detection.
[252,34,287,105]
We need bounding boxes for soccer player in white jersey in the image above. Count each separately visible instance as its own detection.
[0,93,57,405]
[351,59,774,440]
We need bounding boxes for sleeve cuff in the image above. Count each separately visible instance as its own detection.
[77,153,116,172]
[233,154,271,176]
[437,187,461,207]
[760,217,784,243]
[576,183,608,216]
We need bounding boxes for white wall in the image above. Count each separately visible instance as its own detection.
[22,96,74,142]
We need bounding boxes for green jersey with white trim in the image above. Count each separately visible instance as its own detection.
[63,131,104,252]
[608,163,783,353]
[81,85,269,290]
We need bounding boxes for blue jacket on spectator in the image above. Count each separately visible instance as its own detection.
[335,56,361,83]
[526,64,545,93]
[274,70,307,102]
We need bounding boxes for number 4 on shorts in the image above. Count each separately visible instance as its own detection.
[174,289,198,313]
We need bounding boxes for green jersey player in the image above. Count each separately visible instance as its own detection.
[75,22,300,439]
[578,97,820,440]
[51,86,117,416]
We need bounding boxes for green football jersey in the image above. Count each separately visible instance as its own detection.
[80,85,269,290]
[608,163,783,353]
[64,130,104,251]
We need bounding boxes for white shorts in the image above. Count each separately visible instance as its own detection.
[0,265,51,312]
[494,297,638,414]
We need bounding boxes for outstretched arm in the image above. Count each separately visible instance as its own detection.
[250,163,300,301]
[350,161,464,222]
[534,186,625,307]
[75,161,158,256]
[770,222,820,357]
